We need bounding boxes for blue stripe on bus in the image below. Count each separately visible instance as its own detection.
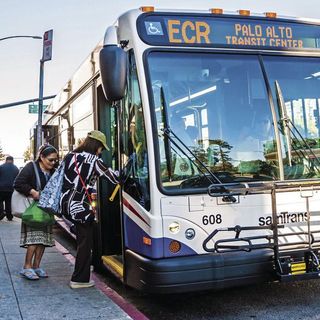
[124,214,197,258]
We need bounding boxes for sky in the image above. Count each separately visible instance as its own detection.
[1,0,320,166]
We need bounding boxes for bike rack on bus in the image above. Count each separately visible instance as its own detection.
[204,181,320,281]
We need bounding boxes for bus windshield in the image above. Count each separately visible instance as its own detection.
[147,51,320,191]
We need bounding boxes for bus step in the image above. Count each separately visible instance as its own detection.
[277,250,320,281]
[101,255,124,280]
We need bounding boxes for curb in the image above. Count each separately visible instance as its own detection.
[54,240,149,320]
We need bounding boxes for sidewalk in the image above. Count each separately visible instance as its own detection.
[0,219,132,320]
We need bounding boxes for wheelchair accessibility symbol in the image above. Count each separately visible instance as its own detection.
[145,22,163,35]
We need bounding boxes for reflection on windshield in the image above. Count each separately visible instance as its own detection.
[148,52,320,191]
[263,56,320,180]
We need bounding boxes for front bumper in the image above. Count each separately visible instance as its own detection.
[125,249,275,294]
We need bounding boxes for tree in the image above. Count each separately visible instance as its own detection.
[0,143,5,161]
[213,139,233,171]
[192,139,234,173]
[23,147,32,162]
[204,139,233,171]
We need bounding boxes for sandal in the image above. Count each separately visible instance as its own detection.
[20,268,39,280]
[34,268,48,278]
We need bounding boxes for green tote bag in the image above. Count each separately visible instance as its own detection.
[21,161,55,228]
[22,201,55,227]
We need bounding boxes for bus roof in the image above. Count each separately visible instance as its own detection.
[136,7,320,24]
[44,7,320,121]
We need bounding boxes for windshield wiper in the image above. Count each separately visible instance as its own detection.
[162,127,221,185]
[275,80,293,166]
[275,80,320,175]
[159,86,238,201]
[160,86,173,180]
[164,130,238,201]
[159,85,221,185]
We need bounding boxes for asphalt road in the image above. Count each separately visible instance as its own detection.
[54,225,320,320]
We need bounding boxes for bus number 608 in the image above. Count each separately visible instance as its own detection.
[202,214,222,225]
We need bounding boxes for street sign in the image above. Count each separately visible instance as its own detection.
[42,29,53,61]
[29,104,48,114]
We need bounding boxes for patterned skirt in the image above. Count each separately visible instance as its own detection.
[20,222,54,248]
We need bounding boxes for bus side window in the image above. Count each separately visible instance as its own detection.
[122,51,150,211]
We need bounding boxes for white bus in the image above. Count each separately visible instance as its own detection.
[42,7,320,293]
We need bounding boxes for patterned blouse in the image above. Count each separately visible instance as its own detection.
[60,151,119,223]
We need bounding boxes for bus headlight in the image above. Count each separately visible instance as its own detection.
[168,222,180,234]
[185,228,195,240]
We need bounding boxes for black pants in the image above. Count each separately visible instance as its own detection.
[71,221,94,283]
[0,191,13,220]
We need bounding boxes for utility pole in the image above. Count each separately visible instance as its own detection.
[37,60,45,150]
[36,30,53,151]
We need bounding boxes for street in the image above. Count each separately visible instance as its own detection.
[54,224,320,320]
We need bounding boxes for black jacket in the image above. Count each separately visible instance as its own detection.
[0,162,19,192]
[14,161,53,197]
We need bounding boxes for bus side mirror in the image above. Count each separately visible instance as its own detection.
[99,45,127,101]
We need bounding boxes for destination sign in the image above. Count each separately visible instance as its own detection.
[138,14,320,50]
